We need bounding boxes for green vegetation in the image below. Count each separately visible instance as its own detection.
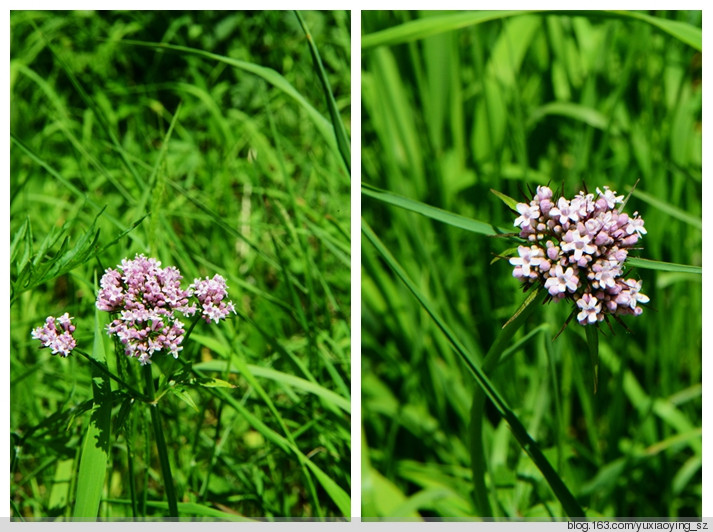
[11,10,350,520]
[361,10,701,519]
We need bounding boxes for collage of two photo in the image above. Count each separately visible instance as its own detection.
[9,9,703,523]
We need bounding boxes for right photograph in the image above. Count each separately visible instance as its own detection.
[361,10,702,521]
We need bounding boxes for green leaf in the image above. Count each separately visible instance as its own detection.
[362,182,509,236]
[608,10,701,51]
[169,387,200,413]
[528,101,610,130]
[362,10,701,51]
[118,39,341,165]
[295,11,350,173]
[73,297,112,518]
[362,11,527,49]
[628,188,701,230]
[194,360,350,414]
[189,340,347,516]
[500,287,544,333]
[194,377,236,389]
[133,500,255,521]
[627,257,701,274]
[362,220,585,518]
[490,188,520,211]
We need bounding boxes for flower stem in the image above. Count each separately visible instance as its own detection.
[142,364,179,517]
[182,314,203,346]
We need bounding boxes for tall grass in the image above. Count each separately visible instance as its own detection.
[11,10,350,519]
[361,10,701,519]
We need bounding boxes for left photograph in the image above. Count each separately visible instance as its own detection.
[10,10,351,520]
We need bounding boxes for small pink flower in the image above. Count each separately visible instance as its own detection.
[509,245,545,278]
[513,202,540,229]
[190,274,237,323]
[544,264,579,296]
[596,186,624,209]
[576,293,602,324]
[561,228,596,261]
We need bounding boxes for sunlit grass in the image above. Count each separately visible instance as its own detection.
[361,10,701,519]
[11,10,351,520]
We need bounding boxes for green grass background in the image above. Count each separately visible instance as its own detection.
[361,10,701,519]
[10,10,350,519]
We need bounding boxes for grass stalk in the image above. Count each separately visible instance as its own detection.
[142,365,179,518]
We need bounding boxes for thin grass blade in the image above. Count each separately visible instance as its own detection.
[295,11,350,172]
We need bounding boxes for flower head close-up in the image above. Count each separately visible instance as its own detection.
[507,185,648,326]
[96,254,235,365]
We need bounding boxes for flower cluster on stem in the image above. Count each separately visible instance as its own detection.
[94,254,236,365]
[31,313,76,357]
[508,186,649,325]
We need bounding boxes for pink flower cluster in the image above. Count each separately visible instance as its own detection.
[96,254,235,365]
[508,186,649,325]
[31,313,76,357]
[190,275,237,324]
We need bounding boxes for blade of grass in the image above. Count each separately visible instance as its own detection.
[30,20,146,192]
[471,287,546,517]
[134,102,182,227]
[585,325,599,394]
[362,182,509,235]
[10,132,147,247]
[178,356,351,517]
[106,499,256,521]
[202,336,324,517]
[628,188,702,230]
[362,11,527,49]
[626,257,701,274]
[294,10,350,173]
[362,10,701,51]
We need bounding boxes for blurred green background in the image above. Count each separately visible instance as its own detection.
[361,10,701,519]
[11,10,350,519]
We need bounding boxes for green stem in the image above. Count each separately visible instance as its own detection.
[182,314,203,346]
[142,365,179,517]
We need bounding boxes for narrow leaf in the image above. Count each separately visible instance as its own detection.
[362,182,510,235]
[73,295,112,518]
[629,188,701,230]
[490,188,520,211]
[169,387,200,413]
[194,377,236,389]
[501,287,543,332]
[295,11,351,172]
[627,257,701,274]
[362,10,700,51]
